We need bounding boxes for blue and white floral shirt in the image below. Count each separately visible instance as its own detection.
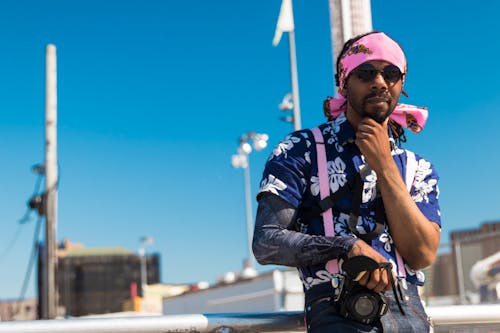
[258,113,441,289]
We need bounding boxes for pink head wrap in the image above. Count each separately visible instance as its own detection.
[328,32,428,133]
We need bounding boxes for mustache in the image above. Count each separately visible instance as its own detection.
[363,92,392,102]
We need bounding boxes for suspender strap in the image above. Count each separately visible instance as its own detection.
[311,127,338,274]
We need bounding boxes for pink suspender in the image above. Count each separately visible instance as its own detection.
[311,127,339,274]
[311,127,417,279]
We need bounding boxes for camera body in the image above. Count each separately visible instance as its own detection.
[334,256,390,325]
[337,278,388,324]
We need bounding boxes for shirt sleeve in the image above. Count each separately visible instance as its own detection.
[257,131,312,208]
[411,155,441,227]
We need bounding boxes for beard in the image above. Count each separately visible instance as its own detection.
[348,92,396,123]
[363,105,394,123]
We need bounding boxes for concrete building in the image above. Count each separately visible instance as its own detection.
[451,221,500,304]
[425,221,500,305]
[39,240,160,317]
[0,299,37,321]
[162,269,303,314]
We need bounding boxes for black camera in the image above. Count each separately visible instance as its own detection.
[336,256,389,325]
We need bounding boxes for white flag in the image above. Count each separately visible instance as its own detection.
[272,0,295,46]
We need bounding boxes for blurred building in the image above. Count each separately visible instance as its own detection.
[425,252,458,299]
[0,298,37,321]
[451,221,500,303]
[425,221,500,305]
[128,283,190,314]
[162,269,303,314]
[38,240,160,317]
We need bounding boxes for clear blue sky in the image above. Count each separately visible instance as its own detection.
[0,1,499,300]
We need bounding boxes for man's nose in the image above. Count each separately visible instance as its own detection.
[370,72,388,90]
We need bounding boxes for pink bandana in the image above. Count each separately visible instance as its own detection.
[328,32,428,133]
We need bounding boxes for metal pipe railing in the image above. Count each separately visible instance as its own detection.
[1,305,500,333]
[427,304,500,326]
[0,312,304,333]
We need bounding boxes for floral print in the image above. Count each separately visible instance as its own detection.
[334,213,351,236]
[258,113,440,287]
[259,174,287,196]
[327,157,347,193]
[412,159,437,203]
[270,134,301,159]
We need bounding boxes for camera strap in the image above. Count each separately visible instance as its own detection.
[381,262,406,315]
[346,172,385,242]
[342,256,406,316]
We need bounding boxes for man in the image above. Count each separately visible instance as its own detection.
[253,31,440,332]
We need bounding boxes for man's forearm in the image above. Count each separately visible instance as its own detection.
[376,163,440,269]
[355,118,440,269]
[252,194,356,267]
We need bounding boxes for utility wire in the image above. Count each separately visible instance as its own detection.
[9,163,60,316]
[0,225,23,263]
[14,215,43,316]
[0,173,44,264]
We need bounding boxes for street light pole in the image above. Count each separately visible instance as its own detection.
[139,236,153,298]
[242,160,254,270]
[139,247,146,296]
[231,132,269,271]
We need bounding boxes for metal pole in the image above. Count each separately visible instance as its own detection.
[139,247,147,296]
[0,312,306,333]
[287,29,301,131]
[45,43,58,319]
[328,0,342,88]
[454,240,467,304]
[340,0,353,43]
[243,159,255,269]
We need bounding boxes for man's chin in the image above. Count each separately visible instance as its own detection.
[362,107,391,123]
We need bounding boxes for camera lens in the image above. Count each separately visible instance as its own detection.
[353,295,377,317]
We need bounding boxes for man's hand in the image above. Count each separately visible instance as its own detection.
[347,239,394,293]
[355,118,392,173]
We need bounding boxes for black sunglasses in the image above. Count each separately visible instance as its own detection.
[351,64,403,83]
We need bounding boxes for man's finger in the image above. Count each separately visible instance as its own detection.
[366,269,381,290]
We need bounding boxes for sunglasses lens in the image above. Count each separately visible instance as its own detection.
[353,64,402,83]
[382,65,402,82]
[356,69,378,82]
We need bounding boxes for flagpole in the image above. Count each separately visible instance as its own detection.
[288,28,301,131]
[273,0,302,131]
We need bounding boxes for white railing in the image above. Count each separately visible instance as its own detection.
[0,312,304,333]
[1,305,500,332]
[427,304,500,331]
